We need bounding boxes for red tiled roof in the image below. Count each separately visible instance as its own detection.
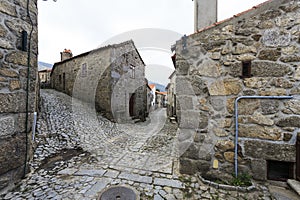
[148,84,156,90]
[156,91,167,95]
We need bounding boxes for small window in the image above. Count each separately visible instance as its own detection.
[242,61,251,78]
[130,65,135,79]
[81,63,87,77]
[59,75,62,84]
[267,160,294,181]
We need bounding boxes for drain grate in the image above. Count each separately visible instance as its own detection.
[99,186,139,200]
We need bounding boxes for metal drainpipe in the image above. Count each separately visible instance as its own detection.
[234,95,293,177]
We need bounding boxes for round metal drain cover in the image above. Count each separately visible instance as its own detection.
[99,186,139,200]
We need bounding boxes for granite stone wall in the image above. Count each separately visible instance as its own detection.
[51,41,146,123]
[0,0,38,192]
[175,0,300,181]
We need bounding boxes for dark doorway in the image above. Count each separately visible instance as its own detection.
[63,73,66,91]
[297,133,300,180]
[267,160,294,181]
[129,93,135,117]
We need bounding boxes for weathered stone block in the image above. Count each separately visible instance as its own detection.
[0,24,6,37]
[247,112,274,126]
[0,134,26,175]
[191,75,208,96]
[258,88,287,96]
[280,55,300,63]
[283,100,300,115]
[258,49,281,61]
[237,99,260,115]
[208,79,242,96]
[179,158,196,175]
[5,51,29,66]
[0,92,32,113]
[251,159,267,181]
[0,1,17,17]
[9,79,21,91]
[239,125,281,141]
[262,29,291,47]
[261,100,279,114]
[233,43,257,55]
[199,112,209,129]
[179,96,193,110]
[175,77,195,96]
[251,61,291,77]
[244,77,271,89]
[244,141,296,162]
[270,78,293,88]
[294,67,300,80]
[195,59,221,77]
[213,128,229,137]
[276,116,300,127]
[210,97,226,111]
[215,140,234,152]
[237,54,256,62]
[178,110,200,129]
[182,144,199,160]
[258,20,275,29]
[0,116,15,137]
[0,38,13,49]
[176,60,190,75]
[177,128,194,142]
[0,68,18,78]
[202,170,233,184]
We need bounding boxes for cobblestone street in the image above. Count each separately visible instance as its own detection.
[1,90,278,199]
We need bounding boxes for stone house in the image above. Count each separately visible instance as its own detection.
[155,91,167,108]
[166,71,176,118]
[148,84,156,108]
[0,0,38,192]
[174,0,300,182]
[51,40,148,123]
[38,68,51,88]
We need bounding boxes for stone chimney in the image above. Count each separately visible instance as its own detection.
[60,49,73,61]
[194,0,217,31]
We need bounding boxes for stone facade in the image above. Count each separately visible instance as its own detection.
[0,0,38,192]
[166,71,176,118]
[174,0,300,181]
[38,69,51,88]
[51,40,147,123]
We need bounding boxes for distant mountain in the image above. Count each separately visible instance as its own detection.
[38,61,53,71]
[148,81,166,92]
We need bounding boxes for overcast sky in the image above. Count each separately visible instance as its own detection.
[38,0,267,85]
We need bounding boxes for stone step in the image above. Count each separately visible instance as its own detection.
[287,179,300,196]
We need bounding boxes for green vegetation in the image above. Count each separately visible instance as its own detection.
[230,173,252,187]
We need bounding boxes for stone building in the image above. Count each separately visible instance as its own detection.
[0,0,38,192]
[166,71,176,118]
[51,40,148,123]
[38,68,51,88]
[174,0,300,182]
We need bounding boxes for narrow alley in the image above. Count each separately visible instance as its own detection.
[2,90,274,199]
[3,90,280,200]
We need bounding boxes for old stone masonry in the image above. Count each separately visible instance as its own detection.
[1,89,275,199]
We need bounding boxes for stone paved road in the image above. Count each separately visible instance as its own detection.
[1,89,276,199]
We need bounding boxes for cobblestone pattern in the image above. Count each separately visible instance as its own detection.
[1,89,274,199]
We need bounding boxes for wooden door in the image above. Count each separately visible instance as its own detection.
[129,93,135,117]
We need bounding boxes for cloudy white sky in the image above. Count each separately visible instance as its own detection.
[38,0,267,85]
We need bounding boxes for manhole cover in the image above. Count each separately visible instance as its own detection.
[99,186,139,200]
